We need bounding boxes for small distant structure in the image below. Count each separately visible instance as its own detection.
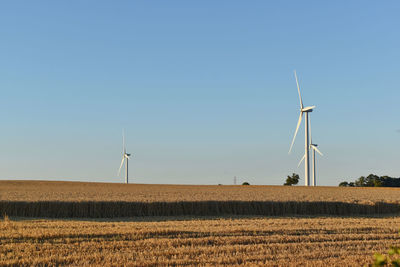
[234,176,237,185]
[118,130,132,184]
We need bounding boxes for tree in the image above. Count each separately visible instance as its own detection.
[242,182,250,185]
[284,173,299,186]
[365,174,380,187]
[373,179,383,187]
[338,174,400,188]
[355,176,366,187]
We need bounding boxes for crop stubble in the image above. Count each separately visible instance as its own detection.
[1,181,400,265]
[1,216,400,266]
[1,181,400,203]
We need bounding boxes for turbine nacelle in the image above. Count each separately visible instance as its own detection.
[288,106,316,154]
[301,106,315,112]
[310,144,323,156]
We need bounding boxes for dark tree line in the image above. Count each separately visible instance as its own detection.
[339,174,400,187]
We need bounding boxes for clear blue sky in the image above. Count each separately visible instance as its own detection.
[0,1,399,185]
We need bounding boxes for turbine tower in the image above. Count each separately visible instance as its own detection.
[298,118,323,186]
[289,71,315,186]
[118,131,131,184]
[310,143,323,186]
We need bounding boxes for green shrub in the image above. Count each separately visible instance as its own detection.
[372,233,400,266]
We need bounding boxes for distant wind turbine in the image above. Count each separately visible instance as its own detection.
[289,71,316,186]
[298,118,323,186]
[118,131,131,184]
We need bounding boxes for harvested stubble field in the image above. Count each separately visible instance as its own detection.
[1,216,400,266]
[2,181,400,266]
[1,181,400,218]
[2,180,400,203]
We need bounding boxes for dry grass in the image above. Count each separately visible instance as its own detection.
[1,216,400,266]
[1,180,400,204]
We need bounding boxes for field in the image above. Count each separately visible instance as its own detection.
[2,180,400,203]
[1,216,400,266]
[1,181,400,266]
[1,181,400,218]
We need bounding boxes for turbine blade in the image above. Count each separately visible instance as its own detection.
[289,112,303,153]
[122,130,126,154]
[118,157,125,176]
[298,154,306,167]
[313,146,323,156]
[294,70,303,109]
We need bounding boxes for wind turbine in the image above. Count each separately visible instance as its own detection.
[298,118,323,186]
[289,71,315,186]
[118,131,131,184]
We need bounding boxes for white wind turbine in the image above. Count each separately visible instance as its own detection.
[288,71,315,186]
[118,131,131,184]
[298,118,323,186]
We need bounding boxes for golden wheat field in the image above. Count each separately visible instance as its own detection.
[1,216,400,266]
[2,181,400,266]
[2,181,400,218]
[1,180,400,203]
